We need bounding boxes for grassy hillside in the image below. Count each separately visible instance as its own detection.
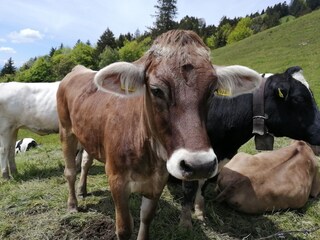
[212,9,320,103]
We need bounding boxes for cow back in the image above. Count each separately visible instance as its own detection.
[217,141,320,213]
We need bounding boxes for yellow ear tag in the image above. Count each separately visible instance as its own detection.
[121,83,136,92]
[216,89,231,96]
[278,88,284,98]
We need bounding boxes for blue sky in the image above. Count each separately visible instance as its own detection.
[0,0,286,68]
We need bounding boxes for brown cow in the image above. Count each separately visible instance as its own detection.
[57,30,261,240]
[216,141,320,214]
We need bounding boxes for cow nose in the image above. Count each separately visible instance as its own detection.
[180,159,217,179]
[180,160,193,174]
[166,148,218,180]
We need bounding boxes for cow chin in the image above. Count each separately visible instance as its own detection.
[166,148,218,180]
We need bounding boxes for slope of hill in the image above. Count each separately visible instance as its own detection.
[211,9,320,103]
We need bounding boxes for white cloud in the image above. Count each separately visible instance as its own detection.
[8,28,43,43]
[0,38,6,43]
[0,47,16,54]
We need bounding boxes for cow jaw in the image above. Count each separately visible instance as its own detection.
[166,148,218,180]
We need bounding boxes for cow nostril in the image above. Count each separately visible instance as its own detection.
[180,160,193,173]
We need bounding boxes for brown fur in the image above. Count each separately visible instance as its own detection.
[57,30,217,240]
[216,141,320,214]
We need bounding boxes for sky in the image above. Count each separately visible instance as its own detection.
[0,0,287,68]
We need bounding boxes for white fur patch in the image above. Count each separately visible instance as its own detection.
[214,65,261,97]
[260,73,274,79]
[166,148,218,180]
[292,70,310,90]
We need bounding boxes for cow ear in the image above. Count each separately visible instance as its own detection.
[276,87,288,100]
[94,62,145,97]
[214,65,261,97]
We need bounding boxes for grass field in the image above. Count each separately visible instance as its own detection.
[1,132,319,239]
[1,10,320,240]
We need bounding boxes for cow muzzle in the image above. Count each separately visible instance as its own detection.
[166,148,218,180]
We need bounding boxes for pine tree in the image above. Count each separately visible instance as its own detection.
[95,28,117,57]
[150,0,178,37]
[49,47,56,57]
[306,0,320,10]
[1,57,16,76]
[290,0,309,17]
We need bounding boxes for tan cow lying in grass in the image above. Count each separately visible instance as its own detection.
[216,140,320,214]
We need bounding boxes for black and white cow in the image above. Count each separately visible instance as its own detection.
[180,66,320,228]
[15,138,38,154]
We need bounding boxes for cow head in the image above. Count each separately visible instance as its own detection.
[94,30,261,180]
[264,66,320,145]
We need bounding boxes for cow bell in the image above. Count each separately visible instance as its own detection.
[254,133,274,151]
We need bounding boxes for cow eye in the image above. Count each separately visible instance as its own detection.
[150,87,165,99]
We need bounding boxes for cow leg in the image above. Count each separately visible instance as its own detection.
[194,180,206,221]
[109,176,133,240]
[75,144,83,172]
[0,128,17,179]
[8,130,18,176]
[60,128,79,212]
[137,196,159,240]
[179,180,198,229]
[78,150,93,198]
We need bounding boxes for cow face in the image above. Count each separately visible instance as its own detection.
[265,66,320,145]
[94,30,261,180]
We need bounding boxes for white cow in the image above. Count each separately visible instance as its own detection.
[0,81,60,178]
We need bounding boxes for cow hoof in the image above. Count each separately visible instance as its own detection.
[67,202,78,213]
[68,206,78,213]
[2,172,10,180]
[194,210,205,221]
[77,192,87,199]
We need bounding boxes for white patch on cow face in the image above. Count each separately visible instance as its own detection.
[166,148,218,180]
[260,73,274,79]
[292,70,310,90]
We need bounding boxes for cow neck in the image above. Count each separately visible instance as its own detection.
[252,77,274,151]
[252,77,267,135]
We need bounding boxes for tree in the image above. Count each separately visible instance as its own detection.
[49,47,56,57]
[116,32,134,49]
[150,0,178,37]
[263,12,280,29]
[95,28,117,57]
[227,17,253,44]
[290,0,310,17]
[214,23,232,48]
[71,42,96,69]
[178,15,205,36]
[251,16,264,33]
[118,37,151,62]
[306,0,320,10]
[1,58,16,76]
[19,57,37,71]
[51,47,76,80]
[98,47,120,69]
[24,56,53,82]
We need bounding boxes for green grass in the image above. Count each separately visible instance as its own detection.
[1,133,319,239]
[1,11,320,240]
